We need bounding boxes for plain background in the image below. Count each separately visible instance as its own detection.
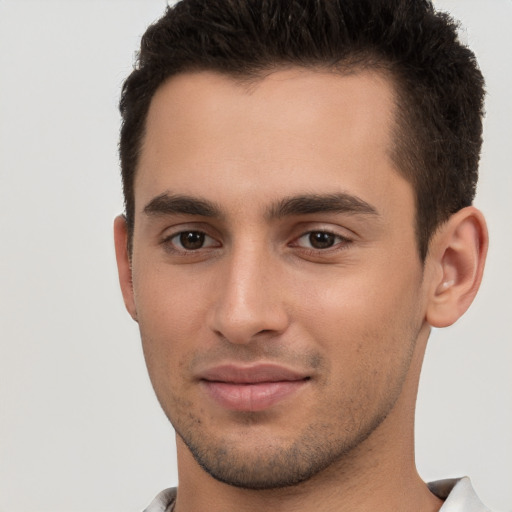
[0,0,510,511]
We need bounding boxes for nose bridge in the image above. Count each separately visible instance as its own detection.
[210,238,288,344]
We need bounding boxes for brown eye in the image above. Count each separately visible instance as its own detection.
[293,230,350,251]
[308,231,336,249]
[162,229,220,256]
[179,231,205,250]
[164,230,219,252]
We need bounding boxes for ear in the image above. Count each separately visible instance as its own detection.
[425,206,488,328]
[113,215,138,321]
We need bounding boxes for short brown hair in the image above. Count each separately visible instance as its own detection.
[119,0,485,260]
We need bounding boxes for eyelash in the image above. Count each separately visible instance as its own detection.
[161,230,220,253]
[160,229,353,256]
[292,231,352,252]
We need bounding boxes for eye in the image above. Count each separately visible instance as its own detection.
[165,230,219,251]
[295,231,349,250]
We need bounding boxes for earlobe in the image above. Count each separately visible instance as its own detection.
[425,206,488,328]
[113,215,138,322]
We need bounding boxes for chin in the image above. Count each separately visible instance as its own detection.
[174,412,385,490]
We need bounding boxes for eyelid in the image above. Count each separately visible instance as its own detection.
[159,221,221,241]
[293,230,351,248]
[286,224,355,259]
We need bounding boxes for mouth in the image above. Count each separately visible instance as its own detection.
[197,364,311,412]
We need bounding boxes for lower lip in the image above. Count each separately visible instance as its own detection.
[201,380,308,412]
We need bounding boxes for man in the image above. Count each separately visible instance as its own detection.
[113,0,490,510]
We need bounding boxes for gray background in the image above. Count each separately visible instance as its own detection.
[0,1,510,510]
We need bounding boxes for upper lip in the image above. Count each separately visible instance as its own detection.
[197,363,310,384]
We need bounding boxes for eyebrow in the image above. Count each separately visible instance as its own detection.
[143,193,222,218]
[267,193,379,219]
[142,192,379,220]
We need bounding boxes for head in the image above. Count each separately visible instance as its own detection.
[119,0,485,261]
[114,0,488,494]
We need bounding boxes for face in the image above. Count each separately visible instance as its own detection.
[120,69,431,489]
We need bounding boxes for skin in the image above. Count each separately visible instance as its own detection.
[114,68,488,512]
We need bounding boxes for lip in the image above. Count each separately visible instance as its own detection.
[197,364,310,412]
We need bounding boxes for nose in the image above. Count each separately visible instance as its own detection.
[208,245,290,345]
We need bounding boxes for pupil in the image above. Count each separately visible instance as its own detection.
[180,231,205,250]
[309,232,335,249]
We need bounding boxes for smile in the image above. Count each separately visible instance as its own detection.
[198,364,310,412]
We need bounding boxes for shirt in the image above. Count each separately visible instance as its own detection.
[143,476,491,512]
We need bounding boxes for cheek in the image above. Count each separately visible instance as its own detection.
[294,259,424,368]
[132,268,212,391]
[296,272,423,426]
[134,263,211,334]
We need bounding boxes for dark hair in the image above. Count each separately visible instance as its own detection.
[119,0,485,260]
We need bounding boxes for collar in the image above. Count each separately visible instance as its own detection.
[429,477,490,512]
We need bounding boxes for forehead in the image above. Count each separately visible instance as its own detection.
[135,68,409,219]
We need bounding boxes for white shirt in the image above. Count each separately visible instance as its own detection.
[430,477,491,512]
